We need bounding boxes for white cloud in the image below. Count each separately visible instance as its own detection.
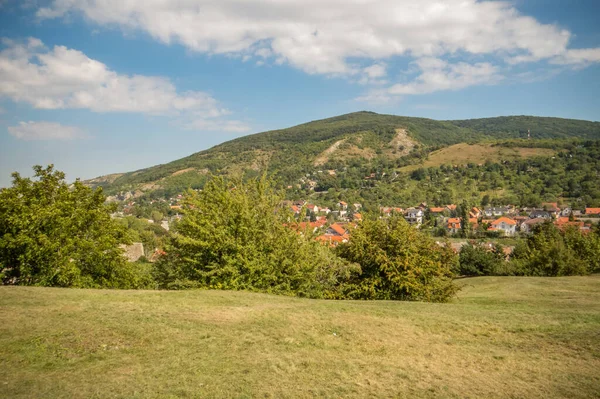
[34,0,600,101]
[36,0,599,75]
[388,58,502,95]
[551,48,600,66]
[364,64,387,79]
[8,121,87,140]
[357,58,501,104]
[0,38,246,132]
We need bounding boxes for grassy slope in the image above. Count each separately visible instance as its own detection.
[400,143,557,172]
[1,276,599,398]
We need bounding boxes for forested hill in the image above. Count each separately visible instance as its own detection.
[86,111,600,197]
[449,115,600,140]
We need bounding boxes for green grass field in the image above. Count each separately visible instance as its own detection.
[1,276,599,398]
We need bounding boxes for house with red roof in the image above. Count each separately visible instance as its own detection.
[585,208,600,215]
[469,207,481,219]
[316,234,348,247]
[488,217,517,235]
[306,204,319,213]
[326,223,349,237]
[542,202,561,217]
[429,207,445,215]
[447,218,461,234]
[554,217,587,232]
[468,217,479,230]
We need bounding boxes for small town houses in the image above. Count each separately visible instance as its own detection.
[488,217,517,236]
[285,198,596,247]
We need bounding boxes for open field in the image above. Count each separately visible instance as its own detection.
[1,276,599,398]
[400,143,556,172]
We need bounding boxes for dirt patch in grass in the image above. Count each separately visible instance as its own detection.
[314,139,347,166]
[386,128,417,157]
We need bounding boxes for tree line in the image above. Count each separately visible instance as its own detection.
[1,166,598,301]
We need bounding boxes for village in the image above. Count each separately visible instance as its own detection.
[283,200,600,248]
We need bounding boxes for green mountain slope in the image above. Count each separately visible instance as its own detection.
[88,112,600,197]
[449,115,600,140]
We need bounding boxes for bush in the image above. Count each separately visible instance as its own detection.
[336,216,459,302]
[0,165,132,288]
[153,175,359,298]
[458,242,505,276]
[509,222,594,276]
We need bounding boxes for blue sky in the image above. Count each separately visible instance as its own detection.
[1,0,599,187]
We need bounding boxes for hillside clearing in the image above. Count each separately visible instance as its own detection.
[1,276,599,398]
[314,139,346,166]
[387,128,416,156]
[400,143,556,172]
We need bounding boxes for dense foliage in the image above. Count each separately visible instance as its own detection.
[510,223,600,276]
[458,242,506,276]
[0,165,148,288]
[449,116,600,140]
[153,176,359,298]
[336,216,459,302]
[399,140,600,208]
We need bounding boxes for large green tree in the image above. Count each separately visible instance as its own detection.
[0,165,137,287]
[510,222,592,276]
[336,216,459,302]
[153,175,358,298]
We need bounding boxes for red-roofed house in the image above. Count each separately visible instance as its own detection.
[429,207,445,214]
[469,217,479,230]
[585,208,600,215]
[554,217,586,232]
[447,218,461,234]
[316,234,348,247]
[327,223,349,237]
[306,204,319,213]
[542,202,561,217]
[352,213,363,221]
[446,204,457,212]
[469,207,481,219]
[488,217,517,235]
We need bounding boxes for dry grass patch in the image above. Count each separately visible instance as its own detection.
[1,276,599,398]
[401,143,556,172]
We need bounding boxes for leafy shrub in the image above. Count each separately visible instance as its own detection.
[458,242,505,276]
[336,216,459,302]
[509,222,595,276]
[0,165,132,287]
[153,175,359,298]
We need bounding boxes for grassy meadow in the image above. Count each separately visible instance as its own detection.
[1,276,599,398]
[400,143,556,172]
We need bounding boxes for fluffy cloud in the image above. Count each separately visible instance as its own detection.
[388,58,501,95]
[356,57,501,103]
[551,48,600,66]
[0,38,248,131]
[37,0,600,78]
[8,121,87,140]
